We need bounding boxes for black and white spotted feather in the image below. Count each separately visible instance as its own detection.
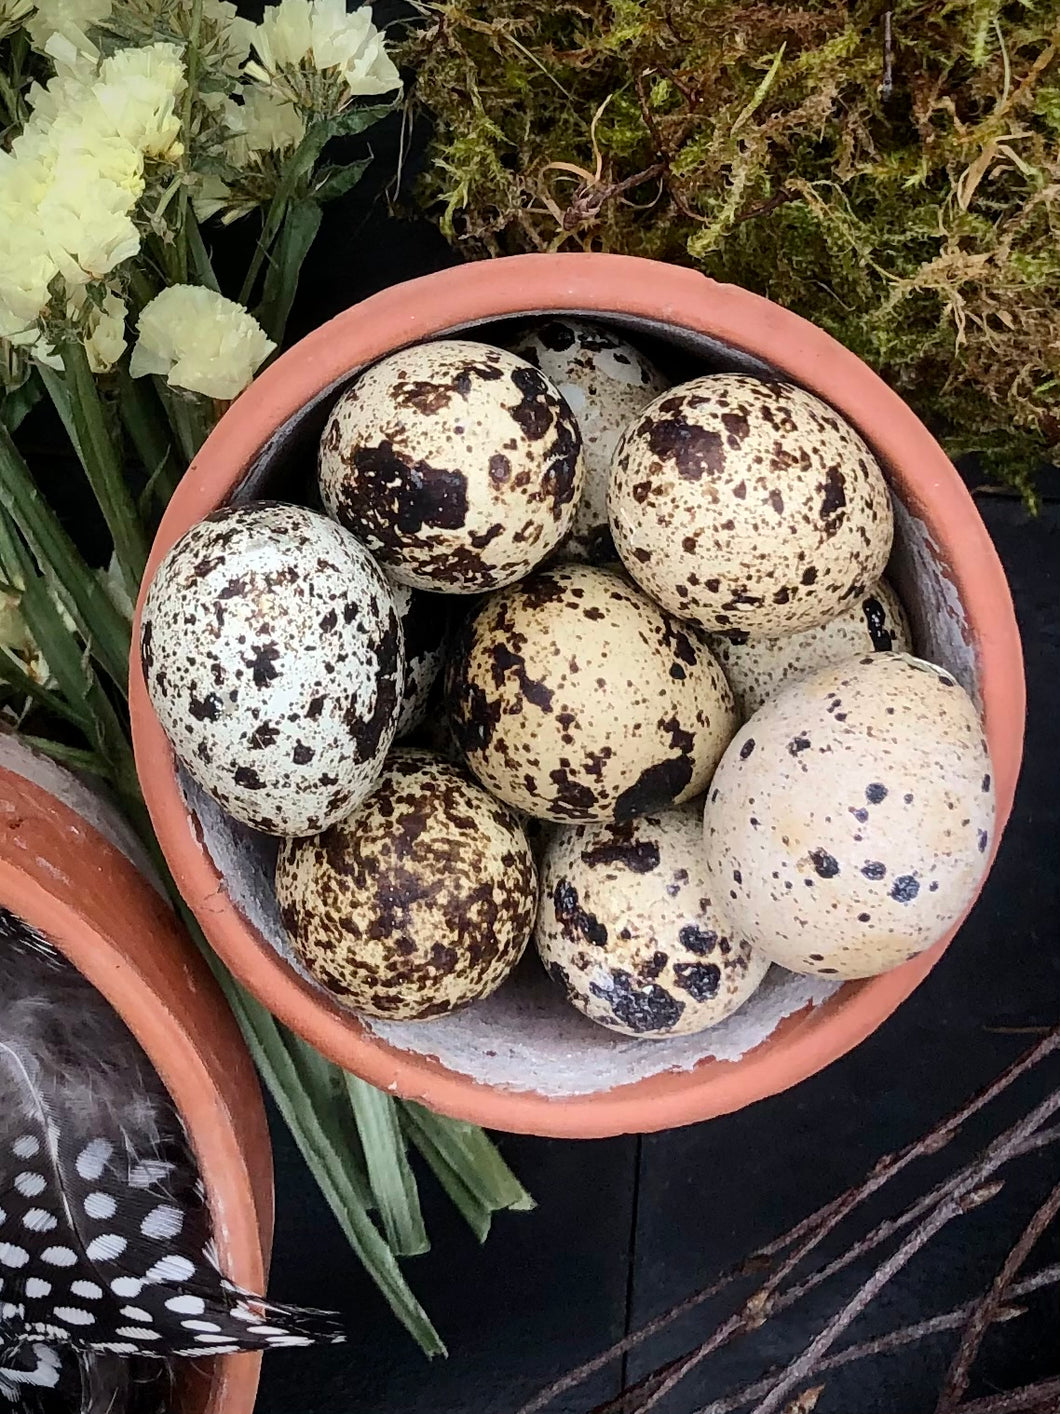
[0,909,342,1411]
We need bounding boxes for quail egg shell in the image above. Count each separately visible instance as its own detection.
[610,374,894,637]
[509,319,668,563]
[275,749,537,1020]
[703,653,996,978]
[447,563,738,822]
[386,575,449,738]
[318,339,585,593]
[141,501,403,836]
[536,805,770,1037]
[709,579,912,718]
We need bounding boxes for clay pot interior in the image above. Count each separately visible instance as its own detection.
[166,309,985,1104]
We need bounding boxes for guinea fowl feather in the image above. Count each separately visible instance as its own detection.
[0,909,343,1412]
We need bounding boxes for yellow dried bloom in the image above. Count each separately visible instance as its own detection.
[0,0,33,41]
[226,84,306,163]
[27,0,112,56]
[247,0,399,100]
[130,285,275,401]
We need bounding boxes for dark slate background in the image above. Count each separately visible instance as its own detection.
[249,104,1060,1414]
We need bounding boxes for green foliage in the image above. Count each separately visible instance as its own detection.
[404,0,1060,498]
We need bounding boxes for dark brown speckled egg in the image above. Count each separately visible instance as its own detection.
[447,564,737,822]
[536,805,769,1037]
[610,375,894,638]
[140,502,403,837]
[275,749,537,1020]
[318,339,585,593]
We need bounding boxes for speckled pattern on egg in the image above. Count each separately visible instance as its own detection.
[141,502,403,836]
[275,749,537,1020]
[386,575,449,738]
[318,339,585,593]
[536,806,770,1037]
[447,564,738,822]
[610,374,894,637]
[709,578,912,718]
[509,319,668,564]
[702,653,996,978]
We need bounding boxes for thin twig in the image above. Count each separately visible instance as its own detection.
[935,1180,1060,1413]
[594,1123,1060,1414]
[514,1030,1060,1414]
[953,1378,1060,1414]
[689,1264,1060,1414]
[745,1086,1060,1414]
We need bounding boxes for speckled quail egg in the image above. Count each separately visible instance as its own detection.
[140,502,403,836]
[610,374,894,638]
[702,653,996,979]
[709,579,912,719]
[275,749,537,1019]
[536,805,770,1037]
[318,339,585,593]
[386,575,449,738]
[509,319,668,563]
[447,563,738,822]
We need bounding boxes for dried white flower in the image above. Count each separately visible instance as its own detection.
[27,0,112,56]
[226,84,306,163]
[246,0,400,103]
[0,42,186,348]
[0,0,33,41]
[81,287,128,372]
[130,285,275,401]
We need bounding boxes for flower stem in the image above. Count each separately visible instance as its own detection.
[59,340,149,602]
[0,423,130,689]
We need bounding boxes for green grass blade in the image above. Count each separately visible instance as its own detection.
[400,1102,535,1243]
[344,1075,429,1258]
[213,980,445,1356]
[0,644,87,727]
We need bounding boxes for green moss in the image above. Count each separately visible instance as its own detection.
[402,0,1060,500]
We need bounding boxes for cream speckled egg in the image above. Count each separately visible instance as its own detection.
[386,576,449,738]
[610,374,894,637]
[275,749,537,1019]
[703,653,996,978]
[709,579,912,718]
[447,564,738,822]
[509,319,668,563]
[536,806,769,1037]
[141,502,403,836]
[318,339,585,592]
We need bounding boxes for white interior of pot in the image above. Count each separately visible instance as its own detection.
[176,312,980,1099]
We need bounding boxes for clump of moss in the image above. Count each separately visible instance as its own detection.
[401,1,1059,499]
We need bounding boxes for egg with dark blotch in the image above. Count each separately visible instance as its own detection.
[703,653,996,979]
[509,319,668,564]
[709,579,912,719]
[536,806,770,1037]
[447,564,738,822]
[275,750,537,1020]
[318,339,585,593]
[387,575,449,738]
[140,502,403,837]
[609,374,894,638]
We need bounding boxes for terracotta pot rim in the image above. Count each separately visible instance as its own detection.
[0,749,270,1409]
[130,253,1025,1138]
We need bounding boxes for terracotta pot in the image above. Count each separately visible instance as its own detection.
[0,735,272,1412]
[129,254,1025,1139]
